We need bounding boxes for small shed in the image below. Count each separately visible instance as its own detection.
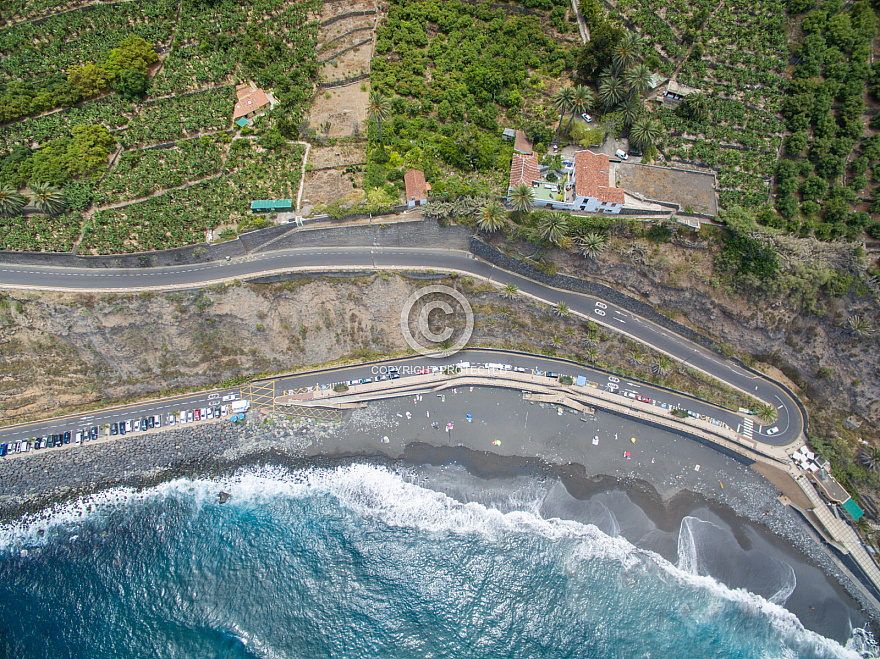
[251,199,292,213]
[664,80,700,102]
[842,498,865,521]
[502,128,517,141]
[404,170,430,208]
[647,73,666,89]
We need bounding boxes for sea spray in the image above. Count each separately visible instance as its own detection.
[0,464,874,659]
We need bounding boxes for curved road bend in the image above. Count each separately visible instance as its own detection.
[0,247,801,446]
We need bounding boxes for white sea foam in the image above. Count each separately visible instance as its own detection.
[2,463,876,658]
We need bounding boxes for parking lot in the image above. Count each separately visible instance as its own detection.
[0,398,249,455]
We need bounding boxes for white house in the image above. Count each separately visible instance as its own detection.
[570,150,624,214]
[507,149,625,214]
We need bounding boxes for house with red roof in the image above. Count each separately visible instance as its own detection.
[506,149,625,214]
[404,170,430,207]
[570,150,624,214]
[233,82,275,127]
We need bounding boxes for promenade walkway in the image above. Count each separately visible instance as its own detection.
[276,366,880,607]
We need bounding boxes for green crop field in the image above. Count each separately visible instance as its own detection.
[0,0,319,253]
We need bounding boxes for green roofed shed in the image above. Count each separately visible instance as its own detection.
[236,117,249,128]
[251,199,293,212]
[842,498,865,521]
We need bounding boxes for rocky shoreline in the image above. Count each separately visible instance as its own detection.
[1,401,878,633]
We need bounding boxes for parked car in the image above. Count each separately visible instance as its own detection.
[187,410,194,423]
[635,395,651,404]
[147,416,155,429]
[54,435,63,447]
[167,414,176,426]
[360,378,372,384]
[119,423,126,435]
[63,431,71,444]
[140,418,148,432]
[615,148,628,160]
[110,423,118,436]
[213,406,221,417]
[40,437,47,449]
[581,113,592,123]
[125,420,133,433]
[153,415,161,428]
[194,409,201,421]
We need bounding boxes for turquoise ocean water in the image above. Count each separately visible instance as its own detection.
[0,463,876,658]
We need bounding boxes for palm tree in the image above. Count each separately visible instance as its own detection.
[679,92,709,122]
[29,182,66,215]
[500,283,519,299]
[565,85,597,136]
[628,347,645,365]
[368,90,392,143]
[598,76,625,114]
[554,301,571,317]
[620,97,642,128]
[507,183,534,220]
[624,64,652,100]
[0,184,27,216]
[538,212,569,245]
[848,315,872,335]
[478,200,507,233]
[756,403,778,424]
[629,116,662,151]
[651,355,673,376]
[576,232,607,259]
[860,446,880,472]
[585,346,599,363]
[553,86,576,138]
[613,33,641,75]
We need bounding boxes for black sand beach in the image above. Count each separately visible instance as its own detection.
[0,385,873,643]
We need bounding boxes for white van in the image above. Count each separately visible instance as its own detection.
[615,149,628,160]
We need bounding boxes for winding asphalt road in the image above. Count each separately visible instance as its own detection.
[0,246,803,448]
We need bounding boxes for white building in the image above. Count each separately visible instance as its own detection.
[568,150,624,214]
[507,149,625,214]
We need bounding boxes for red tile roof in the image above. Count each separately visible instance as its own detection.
[404,169,429,201]
[508,153,540,189]
[513,130,532,154]
[233,86,271,119]
[574,150,624,204]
